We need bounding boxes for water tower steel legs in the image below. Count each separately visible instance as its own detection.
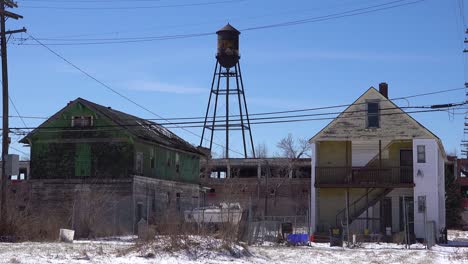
[237,63,256,158]
[210,63,222,151]
[200,61,255,158]
[225,68,229,158]
[200,61,218,145]
[234,64,247,157]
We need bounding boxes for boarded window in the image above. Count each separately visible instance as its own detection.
[75,144,91,177]
[367,102,379,128]
[136,152,144,174]
[175,153,180,173]
[72,116,93,127]
[417,145,426,163]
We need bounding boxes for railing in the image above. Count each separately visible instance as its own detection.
[335,188,391,226]
[315,166,413,187]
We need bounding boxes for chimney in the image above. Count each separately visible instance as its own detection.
[379,82,388,99]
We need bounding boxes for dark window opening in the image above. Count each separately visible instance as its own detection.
[176,193,181,212]
[136,203,143,222]
[367,102,380,128]
[295,166,311,178]
[72,116,93,128]
[238,167,257,178]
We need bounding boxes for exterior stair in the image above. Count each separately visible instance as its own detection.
[335,187,392,226]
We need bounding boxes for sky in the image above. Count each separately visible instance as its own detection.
[2,0,467,159]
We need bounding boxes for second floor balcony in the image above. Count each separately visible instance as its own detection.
[315,166,414,188]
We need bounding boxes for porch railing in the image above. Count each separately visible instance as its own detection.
[315,166,413,187]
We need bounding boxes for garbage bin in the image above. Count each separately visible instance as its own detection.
[329,227,343,247]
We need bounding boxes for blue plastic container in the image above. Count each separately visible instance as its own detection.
[287,234,309,245]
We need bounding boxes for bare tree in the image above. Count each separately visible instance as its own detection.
[254,142,269,158]
[276,133,310,159]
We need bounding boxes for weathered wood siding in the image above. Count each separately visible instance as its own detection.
[311,88,435,142]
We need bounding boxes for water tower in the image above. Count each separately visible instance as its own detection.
[200,24,255,158]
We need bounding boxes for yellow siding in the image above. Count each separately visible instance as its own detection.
[317,141,350,167]
[318,188,368,226]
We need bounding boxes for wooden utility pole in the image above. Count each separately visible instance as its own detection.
[0,0,25,224]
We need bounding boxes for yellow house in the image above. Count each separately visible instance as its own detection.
[309,83,446,241]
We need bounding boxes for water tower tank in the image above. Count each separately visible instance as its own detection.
[216,24,240,68]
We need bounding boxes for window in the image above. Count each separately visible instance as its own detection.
[150,149,155,169]
[367,102,379,128]
[136,202,143,222]
[136,152,144,174]
[417,145,426,163]
[176,193,181,212]
[72,116,93,127]
[175,153,180,173]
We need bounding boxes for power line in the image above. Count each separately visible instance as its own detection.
[7,105,464,133]
[2,87,465,122]
[21,0,246,10]
[23,0,396,40]
[22,0,171,2]
[16,0,426,46]
[25,33,245,157]
[8,96,28,129]
[9,145,29,157]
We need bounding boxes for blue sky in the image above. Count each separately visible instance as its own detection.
[4,0,467,158]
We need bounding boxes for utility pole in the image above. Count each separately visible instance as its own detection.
[0,0,25,225]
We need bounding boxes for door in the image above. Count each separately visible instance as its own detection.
[75,144,91,177]
[400,150,413,183]
[380,198,392,233]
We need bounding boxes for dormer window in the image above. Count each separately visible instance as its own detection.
[366,101,379,128]
[72,116,93,127]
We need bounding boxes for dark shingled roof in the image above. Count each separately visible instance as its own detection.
[216,23,240,34]
[21,98,204,156]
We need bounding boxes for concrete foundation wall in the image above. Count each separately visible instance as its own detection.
[6,176,201,238]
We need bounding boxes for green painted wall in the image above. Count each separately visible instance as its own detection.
[28,102,200,183]
[134,141,200,184]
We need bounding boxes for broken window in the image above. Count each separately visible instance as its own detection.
[72,116,93,128]
[366,102,379,128]
[136,152,144,174]
[175,153,180,173]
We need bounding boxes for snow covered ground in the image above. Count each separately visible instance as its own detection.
[0,232,468,264]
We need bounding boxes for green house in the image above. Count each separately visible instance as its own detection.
[20,98,203,183]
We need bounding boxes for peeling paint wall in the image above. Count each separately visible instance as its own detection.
[311,88,435,142]
[28,102,200,183]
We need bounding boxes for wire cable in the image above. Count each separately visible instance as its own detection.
[16,0,426,46]
[21,0,246,10]
[25,32,245,156]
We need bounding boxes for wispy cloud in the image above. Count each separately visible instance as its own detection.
[127,80,206,95]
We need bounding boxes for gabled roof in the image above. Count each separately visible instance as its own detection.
[216,23,240,34]
[308,87,446,158]
[20,98,204,156]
